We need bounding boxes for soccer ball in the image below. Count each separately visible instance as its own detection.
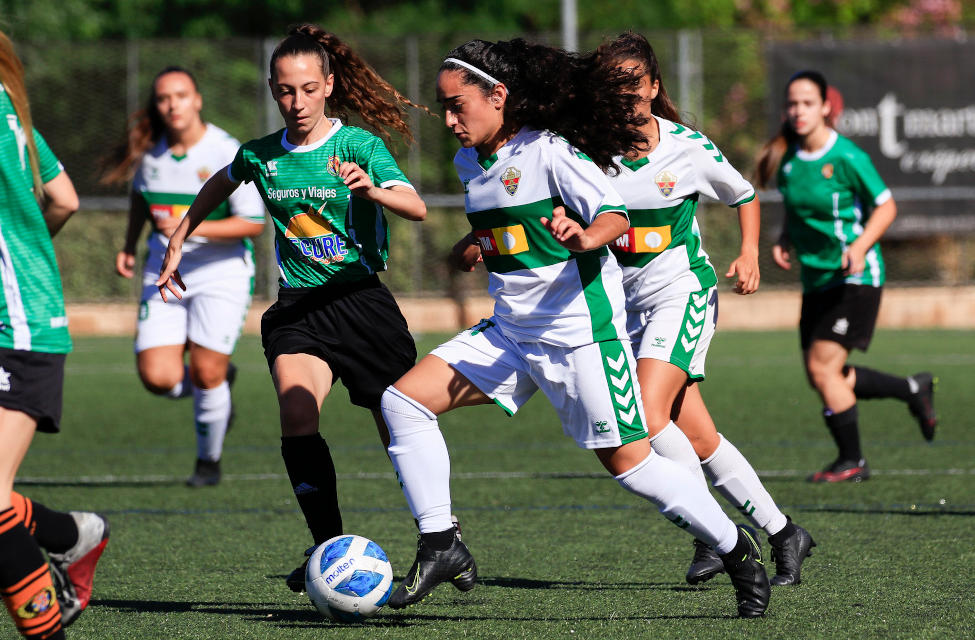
[305,534,394,622]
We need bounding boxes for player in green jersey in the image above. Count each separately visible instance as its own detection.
[0,31,109,638]
[156,24,428,592]
[756,70,937,483]
[101,67,266,488]
[594,31,816,587]
[381,38,769,618]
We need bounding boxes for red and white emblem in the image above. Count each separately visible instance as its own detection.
[501,167,521,196]
[327,155,341,177]
[655,169,677,197]
[821,163,834,179]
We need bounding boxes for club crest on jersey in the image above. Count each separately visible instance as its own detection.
[501,167,521,196]
[197,166,212,182]
[284,203,348,264]
[821,163,834,179]
[655,170,678,197]
[327,155,341,177]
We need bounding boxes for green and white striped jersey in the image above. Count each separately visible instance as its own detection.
[777,130,890,293]
[608,115,755,311]
[0,84,70,353]
[458,127,629,347]
[229,119,413,288]
[133,123,264,270]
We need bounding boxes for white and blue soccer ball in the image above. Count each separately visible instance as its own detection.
[305,534,394,622]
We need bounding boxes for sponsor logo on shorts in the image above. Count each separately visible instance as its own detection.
[653,336,667,348]
[593,420,610,433]
[832,317,850,336]
[285,204,348,264]
[0,366,10,392]
[501,167,521,196]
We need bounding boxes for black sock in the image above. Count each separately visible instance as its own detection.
[824,405,862,462]
[421,528,457,552]
[25,499,78,554]
[719,528,749,563]
[851,366,913,401]
[281,434,342,545]
[768,517,797,546]
[0,508,65,639]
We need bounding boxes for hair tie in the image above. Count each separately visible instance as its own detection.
[443,57,501,87]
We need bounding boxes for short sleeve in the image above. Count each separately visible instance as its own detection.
[33,130,63,183]
[694,140,756,208]
[227,146,251,184]
[845,146,891,207]
[550,142,627,225]
[356,136,413,191]
[228,180,266,223]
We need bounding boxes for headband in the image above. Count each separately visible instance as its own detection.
[443,57,502,87]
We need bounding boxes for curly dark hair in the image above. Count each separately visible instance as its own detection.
[441,38,648,172]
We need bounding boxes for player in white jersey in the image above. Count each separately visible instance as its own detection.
[380,38,769,618]
[595,32,817,588]
[102,67,265,487]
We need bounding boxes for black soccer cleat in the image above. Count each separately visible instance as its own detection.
[808,457,870,483]
[186,458,221,487]
[907,372,937,441]
[285,545,316,593]
[387,534,477,609]
[719,525,770,618]
[686,538,725,585]
[769,521,817,586]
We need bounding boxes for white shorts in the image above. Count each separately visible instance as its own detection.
[431,317,648,449]
[626,286,718,381]
[135,255,254,355]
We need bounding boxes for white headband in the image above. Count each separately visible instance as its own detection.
[443,57,501,87]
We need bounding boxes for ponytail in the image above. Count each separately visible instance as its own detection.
[0,32,44,203]
[272,24,429,143]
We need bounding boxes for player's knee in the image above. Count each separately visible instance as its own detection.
[138,368,183,395]
[380,386,436,437]
[188,362,227,389]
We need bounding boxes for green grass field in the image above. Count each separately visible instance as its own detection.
[13,329,975,639]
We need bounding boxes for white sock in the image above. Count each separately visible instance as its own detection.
[616,451,739,554]
[193,381,231,462]
[650,421,708,485]
[165,365,194,399]
[381,386,453,534]
[703,434,788,536]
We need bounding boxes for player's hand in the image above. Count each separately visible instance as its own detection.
[448,233,483,272]
[842,245,866,277]
[156,216,181,238]
[726,251,760,295]
[155,242,186,302]
[115,251,136,279]
[772,242,791,270]
[540,206,589,252]
[339,162,377,199]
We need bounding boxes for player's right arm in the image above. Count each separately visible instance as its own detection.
[116,191,149,278]
[41,171,80,237]
[772,218,791,270]
[156,165,239,301]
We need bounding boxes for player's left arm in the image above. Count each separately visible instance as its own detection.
[41,171,80,237]
[843,151,896,276]
[340,160,426,221]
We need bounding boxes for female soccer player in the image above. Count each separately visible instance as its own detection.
[380,38,770,618]
[0,31,109,637]
[592,32,815,587]
[102,67,266,488]
[756,70,937,483]
[155,24,427,592]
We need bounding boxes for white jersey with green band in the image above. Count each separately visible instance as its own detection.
[230,119,413,289]
[777,130,890,293]
[458,127,630,348]
[133,124,265,272]
[608,115,755,311]
[0,84,71,353]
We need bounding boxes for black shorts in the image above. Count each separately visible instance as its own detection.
[261,275,417,409]
[0,347,66,433]
[800,284,882,352]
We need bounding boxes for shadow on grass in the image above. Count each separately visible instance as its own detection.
[478,576,709,594]
[797,505,975,516]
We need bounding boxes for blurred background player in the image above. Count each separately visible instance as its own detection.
[101,66,266,487]
[0,31,108,638]
[383,37,769,618]
[595,31,815,586]
[756,70,937,483]
[155,24,427,592]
